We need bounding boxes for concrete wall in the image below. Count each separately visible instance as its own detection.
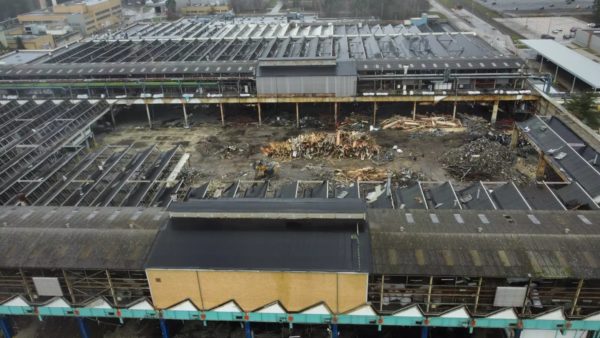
[257,76,357,97]
[146,269,368,313]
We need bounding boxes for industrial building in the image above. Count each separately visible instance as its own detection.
[0,17,599,338]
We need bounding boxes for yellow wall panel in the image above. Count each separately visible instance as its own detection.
[147,269,368,314]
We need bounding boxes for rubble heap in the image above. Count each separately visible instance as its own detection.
[261,131,380,160]
[442,138,515,180]
[381,115,463,131]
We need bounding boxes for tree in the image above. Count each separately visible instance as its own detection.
[594,0,600,24]
[565,92,600,129]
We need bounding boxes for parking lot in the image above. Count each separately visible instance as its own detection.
[496,16,589,43]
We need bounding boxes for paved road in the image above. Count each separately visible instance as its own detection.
[430,0,517,55]
[269,0,284,14]
[474,0,594,12]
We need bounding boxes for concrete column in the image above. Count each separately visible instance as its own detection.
[491,100,499,125]
[110,108,116,128]
[334,102,338,127]
[257,103,262,126]
[412,101,417,120]
[159,318,170,338]
[536,153,546,179]
[145,104,152,129]
[452,101,457,120]
[571,76,577,93]
[510,126,519,149]
[76,317,90,338]
[373,102,378,125]
[182,104,189,128]
[554,65,559,83]
[219,103,225,126]
[296,103,300,128]
[0,316,12,338]
[539,56,544,72]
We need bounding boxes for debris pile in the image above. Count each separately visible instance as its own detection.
[261,131,380,160]
[381,115,463,131]
[338,114,370,131]
[336,167,389,181]
[442,138,515,180]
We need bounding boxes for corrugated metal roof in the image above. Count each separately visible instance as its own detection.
[369,209,600,278]
[0,206,166,270]
[522,39,600,89]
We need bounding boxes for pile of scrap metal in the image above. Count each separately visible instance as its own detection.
[335,167,389,182]
[381,115,463,131]
[261,131,380,160]
[442,138,515,181]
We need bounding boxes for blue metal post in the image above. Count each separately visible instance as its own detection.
[76,317,90,338]
[421,326,429,338]
[0,316,13,338]
[244,322,252,338]
[331,324,339,338]
[159,318,169,338]
[514,329,522,338]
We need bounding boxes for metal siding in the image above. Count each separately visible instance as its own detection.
[257,76,357,96]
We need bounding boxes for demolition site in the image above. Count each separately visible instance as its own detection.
[0,17,599,338]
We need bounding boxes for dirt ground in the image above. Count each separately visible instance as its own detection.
[92,103,538,193]
[97,120,465,187]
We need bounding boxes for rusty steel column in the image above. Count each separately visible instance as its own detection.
[491,100,499,125]
[145,104,152,129]
[452,101,457,120]
[570,279,584,316]
[412,101,417,120]
[182,103,189,129]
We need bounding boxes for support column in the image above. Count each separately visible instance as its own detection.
[474,277,483,314]
[219,103,225,127]
[334,102,338,127]
[62,270,76,304]
[182,104,189,129]
[421,326,429,338]
[535,153,546,179]
[571,76,577,93]
[0,316,12,338]
[452,101,457,120]
[330,324,339,338]
[412,101,417,120]
[110,108,116,128]
[159,318,170,338]
[373,102,377,125]
[539,56,544,72]
[491,100,499,125]
[19,268,34,302]
[76,317,90,338]
[554,65,559,84]
[145,104,152,129]
[570,279,584,316]
[244,322,252,338]
[296,103,300,129]
[106,270,118,307]
[425,276,433,313]
[257,103,262,126]
[510,126,519,149]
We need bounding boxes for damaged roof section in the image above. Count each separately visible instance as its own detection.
[518,116,600,205]
[369,209,600,278]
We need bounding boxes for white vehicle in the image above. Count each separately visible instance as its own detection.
[76,94,89,99]
[140,93,152,98]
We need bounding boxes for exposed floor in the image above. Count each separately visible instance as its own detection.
[93,104,536,193]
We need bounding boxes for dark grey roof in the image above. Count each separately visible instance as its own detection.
[147,200,371,272]
[425,182,460,209]
[395,184,427,209]
[518,116,600,203]
[368,209,600,278]
[0,206,167,270]
[457,182,495,210]
[168,198,366,217]
[489,182,530,210]
[518,184,565,210]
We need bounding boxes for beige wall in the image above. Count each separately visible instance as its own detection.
[147,269,368,314]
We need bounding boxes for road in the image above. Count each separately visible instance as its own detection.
[429,0,517,55]
[269,0,283,14]
[474,0,594,12]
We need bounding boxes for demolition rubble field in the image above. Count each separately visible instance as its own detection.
[97,114,537,189]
